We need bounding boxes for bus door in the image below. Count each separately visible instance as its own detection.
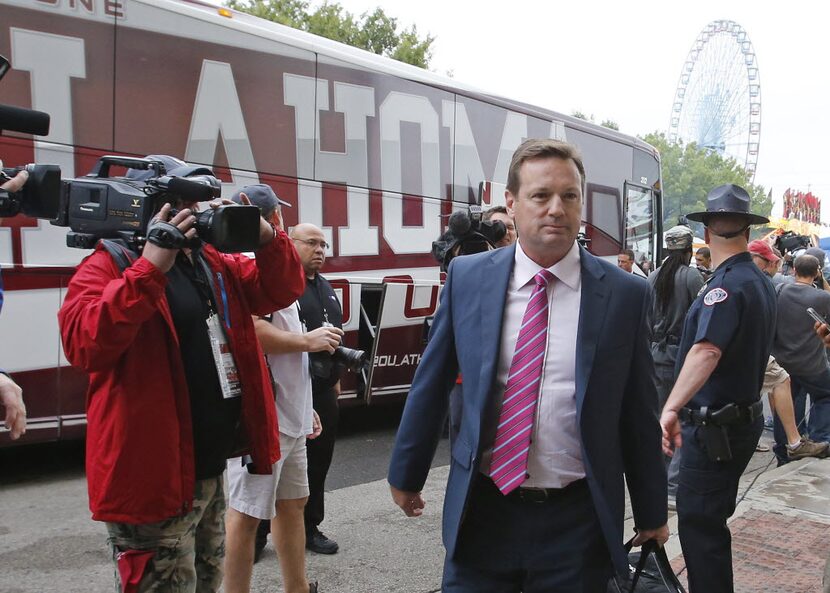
[363,276,440,405]
[623,182,659,272]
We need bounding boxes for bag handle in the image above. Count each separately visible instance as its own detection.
[622,537,687,593]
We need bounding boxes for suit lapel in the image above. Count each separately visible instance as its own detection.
[575,249,610,414]
[478,245,515,395]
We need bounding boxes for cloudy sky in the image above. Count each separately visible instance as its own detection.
[321,0,826,223]
[205,0,826,223]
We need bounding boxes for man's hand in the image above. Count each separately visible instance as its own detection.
[308,410,322,440]
[141,204,196,273]
[0,160,29,193]
[304,326,344,353]
[390,484,425,517]
[660,408,682,456]
[0,373,26,440]
[816,321,830,348]
[632,523,670,547]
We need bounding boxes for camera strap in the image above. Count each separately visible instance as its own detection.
[99,239,138,273]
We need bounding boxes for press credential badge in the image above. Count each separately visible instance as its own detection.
[207,313,241,399]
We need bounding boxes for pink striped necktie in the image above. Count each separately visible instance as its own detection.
[489,268,554,495]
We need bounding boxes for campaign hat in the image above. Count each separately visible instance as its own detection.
[686,184,769,226]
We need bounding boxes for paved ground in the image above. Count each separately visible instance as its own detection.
[663,432,830,593]
[2,429,828,592]
[251,432,830,593]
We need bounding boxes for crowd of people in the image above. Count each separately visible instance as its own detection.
[2,140,830,593]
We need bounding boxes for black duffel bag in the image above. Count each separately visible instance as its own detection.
[607,538,687,593]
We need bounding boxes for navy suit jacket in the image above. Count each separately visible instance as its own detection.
[388,243,667,572]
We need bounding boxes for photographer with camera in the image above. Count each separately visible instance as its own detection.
[0,160,28,441]
[482,205,516,247]
[224,186,328,593]
[287,223,346,555]
[57,158,305,593]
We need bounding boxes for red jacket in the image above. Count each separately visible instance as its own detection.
[58,231,305,524]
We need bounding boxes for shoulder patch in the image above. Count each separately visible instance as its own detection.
[704,287,729,306]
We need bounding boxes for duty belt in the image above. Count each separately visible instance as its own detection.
[679,400,763,427]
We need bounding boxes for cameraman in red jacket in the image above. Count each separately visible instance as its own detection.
[58,164,304,593]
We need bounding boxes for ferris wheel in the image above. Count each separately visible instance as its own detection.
[668,20,761,179]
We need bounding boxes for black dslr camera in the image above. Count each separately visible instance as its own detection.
[1,155,262,253]
[309,322,368,380]
[431,205,506,271]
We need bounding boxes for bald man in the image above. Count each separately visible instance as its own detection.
[291,224,345,555]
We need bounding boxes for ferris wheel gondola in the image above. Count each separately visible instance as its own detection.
[668,20,762,179]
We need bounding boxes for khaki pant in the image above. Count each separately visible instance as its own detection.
[106,476,226,593]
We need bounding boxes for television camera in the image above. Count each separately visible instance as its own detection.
[431,205,507,271]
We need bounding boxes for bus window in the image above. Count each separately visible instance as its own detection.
[624,184,656,267]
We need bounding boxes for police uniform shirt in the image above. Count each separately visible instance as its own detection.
[297,274,343,391]
[675,252,776,408]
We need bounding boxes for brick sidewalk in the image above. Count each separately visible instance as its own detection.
[670,509,830,593]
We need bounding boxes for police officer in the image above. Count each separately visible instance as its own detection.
[660,184,775,593]
[292,223,345,555]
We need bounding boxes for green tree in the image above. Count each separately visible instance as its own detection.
[643,132,771,230]
[225,0,434,68]
[571,111,618,131]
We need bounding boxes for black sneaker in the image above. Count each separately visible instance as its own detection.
[306,527,339,554]
[254,519,270,564]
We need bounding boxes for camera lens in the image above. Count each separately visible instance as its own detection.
[332,346,367,373]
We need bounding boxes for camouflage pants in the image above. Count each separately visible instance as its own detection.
[105,476,226,593]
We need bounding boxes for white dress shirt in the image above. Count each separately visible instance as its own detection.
[482,240,586,488]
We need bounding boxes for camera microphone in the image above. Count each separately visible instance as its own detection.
[0,103,51,136]
[162,175,217,203]
[447,209,471,237]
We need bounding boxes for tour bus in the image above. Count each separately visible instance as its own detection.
[0,0,663,445]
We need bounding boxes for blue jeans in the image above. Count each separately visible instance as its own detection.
[773,366,830,464]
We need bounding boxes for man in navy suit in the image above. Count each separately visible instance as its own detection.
[388,139,668,592]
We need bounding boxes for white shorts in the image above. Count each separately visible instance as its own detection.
[762,356,790,395]
[227,433,309,520]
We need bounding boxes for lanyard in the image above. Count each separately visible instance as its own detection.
[298,275,330,326]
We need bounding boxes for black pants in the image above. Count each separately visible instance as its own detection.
[305,386,338,531]
[443,476,612,592]
[677,417,762,593]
